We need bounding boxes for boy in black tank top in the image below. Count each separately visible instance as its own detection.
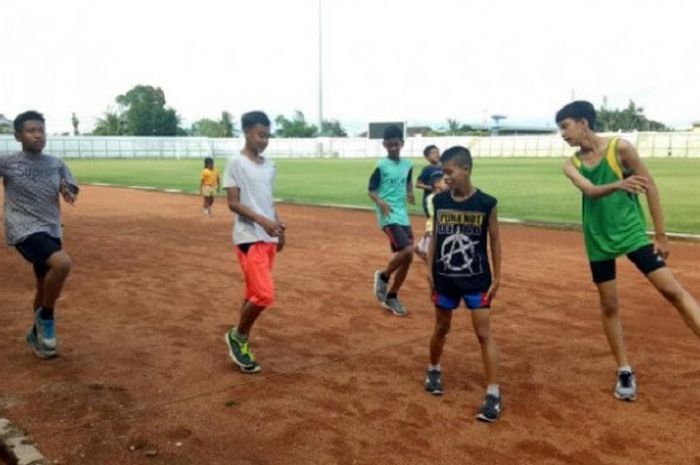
[425,146,503,422]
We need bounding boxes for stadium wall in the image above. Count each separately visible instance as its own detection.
[1,132,699,159]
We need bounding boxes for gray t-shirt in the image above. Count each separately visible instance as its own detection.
[222,154,278,245]
[0,152,78,245]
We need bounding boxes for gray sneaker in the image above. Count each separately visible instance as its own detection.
[382,297,407,316]
[26,329,57,360]
[34,310,57,351]
[476,394,502,422]
[614,370,637,401]
[373,270,388,302]
[424,369,444,395]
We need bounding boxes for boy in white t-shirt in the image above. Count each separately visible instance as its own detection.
[223,111,285,374]
[414,171,446,261]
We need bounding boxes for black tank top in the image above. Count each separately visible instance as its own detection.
[431,189,497,294]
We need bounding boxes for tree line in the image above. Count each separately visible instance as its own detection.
[88,84,347,138]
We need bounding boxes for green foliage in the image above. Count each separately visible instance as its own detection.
[115,84,180,136]
[220,111,236,137]
[274,111,318,138]
[428,118,488,136]
[92,109,127,136]
[321,119,347,137]
[190,111,238,137]
[71,113,80,136]
[597,99,669,132]
[65,157,700,234]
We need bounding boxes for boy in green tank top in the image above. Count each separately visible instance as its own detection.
[557,100,700,402]
[369,125,416,316]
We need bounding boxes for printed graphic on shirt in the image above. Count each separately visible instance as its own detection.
[435,209,486,277]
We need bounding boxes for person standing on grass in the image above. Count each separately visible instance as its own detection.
[424,146,503,422]
[557,100,700,401]
[223,111,285,374]
[0,110,79,359]
[200,157,220,216]
[369,124,416,316]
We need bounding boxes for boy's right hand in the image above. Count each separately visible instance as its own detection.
[617,175,649,194]
[259,217,285,237]
[378,199,392,216]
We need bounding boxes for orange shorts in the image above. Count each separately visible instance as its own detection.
[236,242,277,308]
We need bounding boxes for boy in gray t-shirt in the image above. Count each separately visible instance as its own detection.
[0,111,79,359]
[223,111,285,374]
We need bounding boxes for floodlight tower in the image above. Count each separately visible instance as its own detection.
[317,0,324,136]
[491,114,507,135]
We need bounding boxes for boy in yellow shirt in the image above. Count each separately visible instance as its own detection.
[200,157,220,216]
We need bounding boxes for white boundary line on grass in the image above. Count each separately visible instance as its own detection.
[83,183,700,242]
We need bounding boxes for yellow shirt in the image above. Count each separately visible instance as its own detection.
[201,168,219,186]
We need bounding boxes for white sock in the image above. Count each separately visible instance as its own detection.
[618,365,633,373]
[486,384,500,397]
[428,364,441,372]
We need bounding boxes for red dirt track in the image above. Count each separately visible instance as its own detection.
[1,186,700,465]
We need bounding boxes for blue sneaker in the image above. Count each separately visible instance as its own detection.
[26,329,57,360]
[35,310,57,351]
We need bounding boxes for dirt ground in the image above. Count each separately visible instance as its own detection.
[1,186,700,465]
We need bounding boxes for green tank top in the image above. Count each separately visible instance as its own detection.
[572,138,649,262]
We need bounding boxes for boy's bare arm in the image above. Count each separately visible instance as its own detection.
[369,191,391,216]
[562,158,649,199]
[427,212,437,291]
[487,207,501,300]
[618,140,669,257]
[226,187,282,237]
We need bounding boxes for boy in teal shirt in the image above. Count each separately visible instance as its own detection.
[558,100,700,402]
[369,125,415,316]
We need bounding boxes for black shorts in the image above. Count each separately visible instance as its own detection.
[382,224,414,253]
[589,244,666,283]
[15,232,62,278]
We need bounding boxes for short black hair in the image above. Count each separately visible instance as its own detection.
[555,100,596,130]
[204,157,214,167]
[14,110,45,134]
[423,144,438,157]
[383,124,403,141]
[241,111,271,131]
[440,145,472,169]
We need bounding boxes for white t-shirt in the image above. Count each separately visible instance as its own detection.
[222,154,278,245]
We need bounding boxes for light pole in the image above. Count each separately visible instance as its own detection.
[317,0,323,136]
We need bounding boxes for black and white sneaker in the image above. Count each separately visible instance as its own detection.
[476,394,502,422]
[614,370,637,401]
[424,369,444,396]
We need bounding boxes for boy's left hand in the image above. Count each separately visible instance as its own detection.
[277,228,286,252]
[654,233,670,260]
[486,279,500,300]
[407,192,415,205]
[60,179,77,205]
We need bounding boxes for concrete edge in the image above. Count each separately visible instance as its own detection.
[82,182,700,243]
[0,418,49,465]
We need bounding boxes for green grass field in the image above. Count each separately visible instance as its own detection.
[65,157,700,234]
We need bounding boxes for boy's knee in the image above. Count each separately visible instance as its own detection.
[48,252,71,276]
[475,327,491,344]
[599,296,618,317]
[659,283,685,304]
[435,320,451,337]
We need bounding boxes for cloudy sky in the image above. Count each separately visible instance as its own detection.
[2,0,699,134]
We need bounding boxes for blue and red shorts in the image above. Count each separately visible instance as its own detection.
[432,291,491,311]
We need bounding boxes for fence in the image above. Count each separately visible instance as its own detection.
[1,131,699,159]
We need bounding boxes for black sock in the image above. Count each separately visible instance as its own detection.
[39,307,54,320]
[387,292,397,300]
[380,272,389,283]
